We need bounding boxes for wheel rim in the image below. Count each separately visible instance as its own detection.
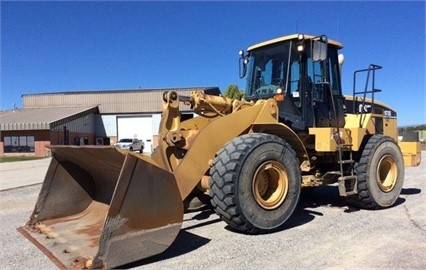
[376,155,398,192]
[252,160,289,210]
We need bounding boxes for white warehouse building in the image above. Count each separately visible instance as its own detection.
[0,87,215,157]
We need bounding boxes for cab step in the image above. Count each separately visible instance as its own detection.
[338,175,358,196]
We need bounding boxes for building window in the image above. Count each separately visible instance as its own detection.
[3,136,35,153]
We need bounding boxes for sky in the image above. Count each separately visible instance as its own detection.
[1,0,425,126]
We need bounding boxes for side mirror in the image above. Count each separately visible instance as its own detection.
[239,50,249,78]
[313,40,327,62]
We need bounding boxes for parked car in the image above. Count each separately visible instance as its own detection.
[114,138,144,153]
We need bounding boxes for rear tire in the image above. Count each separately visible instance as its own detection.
[210,133,301,234]
[347,135,404,209]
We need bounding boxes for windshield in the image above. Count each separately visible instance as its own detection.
[118,139,133,143]
[245,41,293,100]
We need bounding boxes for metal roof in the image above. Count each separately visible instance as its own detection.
[22,87,213,114]
[0,106,98,131]
[247,33,343,51]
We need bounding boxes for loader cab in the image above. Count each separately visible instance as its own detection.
[241,34,345,130]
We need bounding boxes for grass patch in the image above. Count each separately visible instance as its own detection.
[0,156,47,163]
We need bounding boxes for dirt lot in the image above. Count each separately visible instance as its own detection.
[1,152,425,269]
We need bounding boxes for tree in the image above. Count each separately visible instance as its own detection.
[223,84,244,100]
[398,124,426,135]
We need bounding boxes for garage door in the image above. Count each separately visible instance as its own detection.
[117,116,153,153]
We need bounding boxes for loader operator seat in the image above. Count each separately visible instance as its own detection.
[282,91,301,117]
[282,79,302,116]
[278,83,303,131]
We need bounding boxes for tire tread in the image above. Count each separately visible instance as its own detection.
[210,133,298,234]
[346,134,402,209]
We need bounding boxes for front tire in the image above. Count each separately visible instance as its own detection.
[210,133,301,234]
[347,135,404,209]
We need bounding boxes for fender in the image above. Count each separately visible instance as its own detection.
[251,123,311,172]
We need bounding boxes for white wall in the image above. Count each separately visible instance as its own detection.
[117,116,153,153]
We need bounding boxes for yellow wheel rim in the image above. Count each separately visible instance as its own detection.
[252,161,289,210]
[376,155,398,192]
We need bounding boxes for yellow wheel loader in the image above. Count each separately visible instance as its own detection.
[19,34,422,269]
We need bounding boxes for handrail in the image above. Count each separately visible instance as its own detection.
[352,64,382,127]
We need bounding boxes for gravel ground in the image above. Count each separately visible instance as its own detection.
[1,152,425,269]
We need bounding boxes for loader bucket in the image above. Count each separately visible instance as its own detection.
[18,146,183,269]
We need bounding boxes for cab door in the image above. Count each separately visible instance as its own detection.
[307,48,345,128]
